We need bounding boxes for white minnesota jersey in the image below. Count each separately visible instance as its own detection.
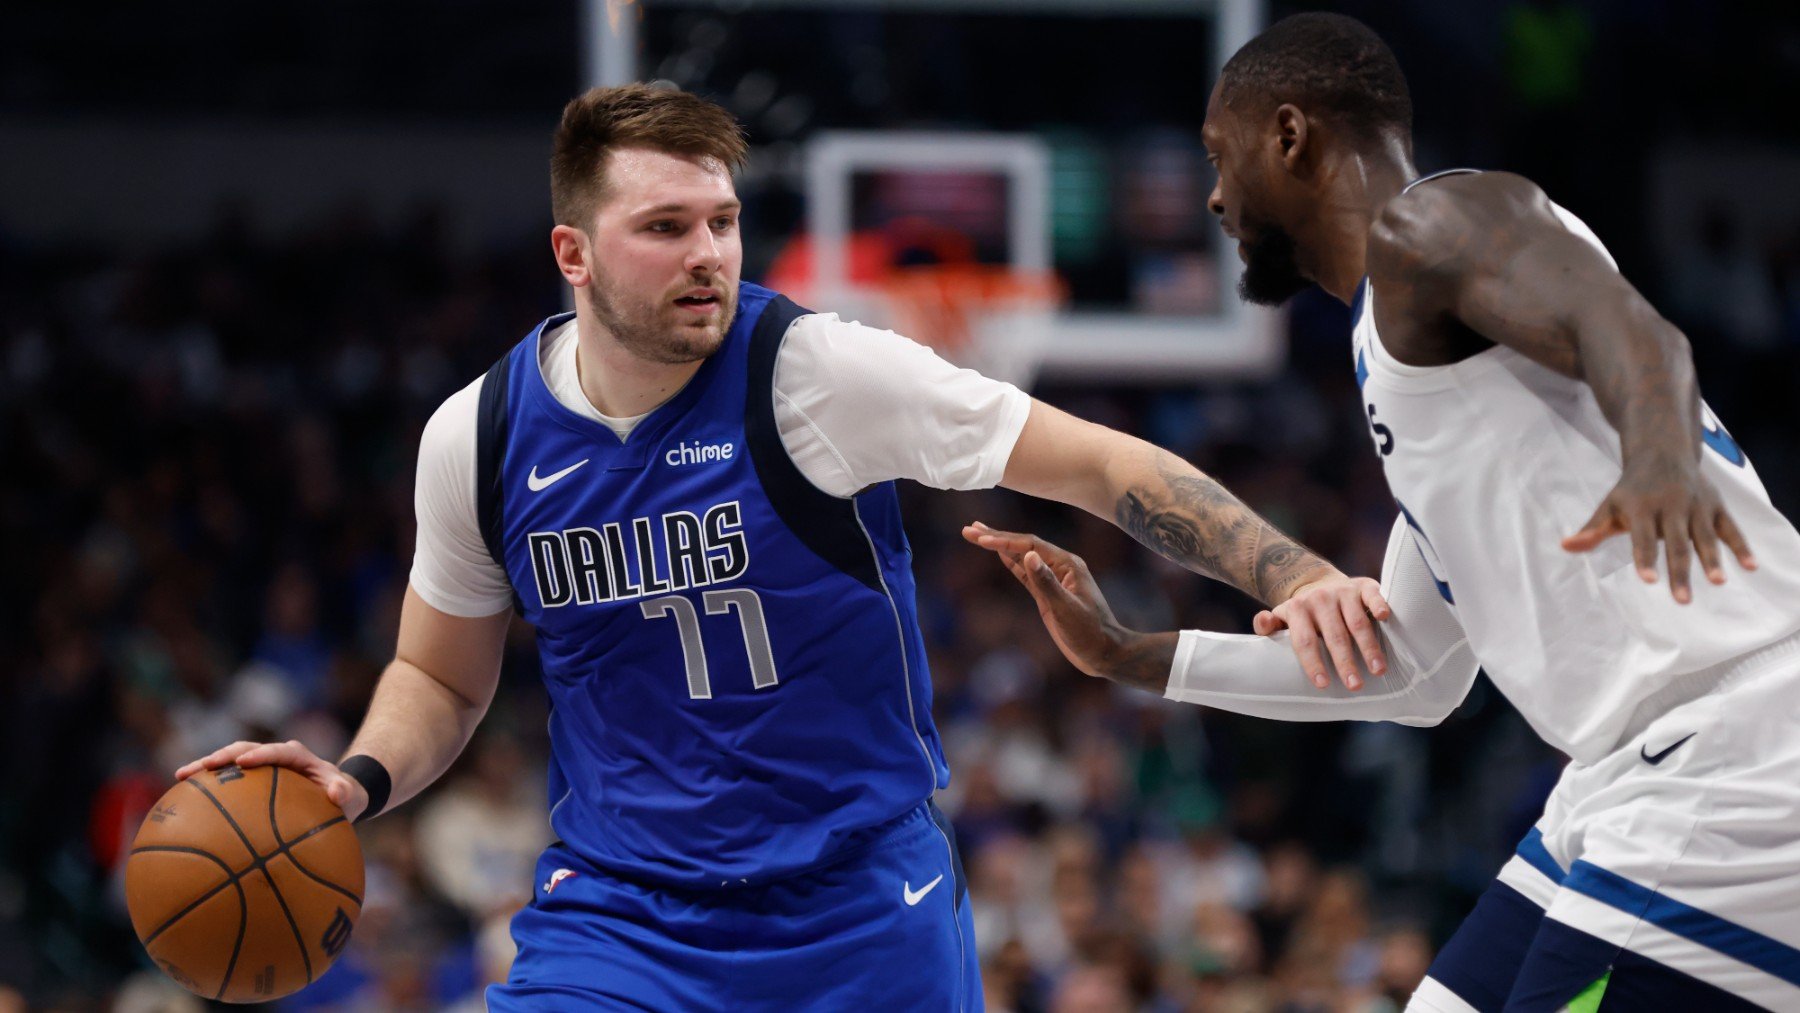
[1352,171,1800,764]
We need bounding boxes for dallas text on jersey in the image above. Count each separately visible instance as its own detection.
[528,500,750,608]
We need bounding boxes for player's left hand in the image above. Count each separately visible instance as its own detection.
[1561,454,1757,604]
[960,523,1177,690]
[1252,575,1390,690]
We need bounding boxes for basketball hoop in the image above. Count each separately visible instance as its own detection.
[878,264,1067,389]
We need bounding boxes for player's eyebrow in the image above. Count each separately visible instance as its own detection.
[636,199,742,217]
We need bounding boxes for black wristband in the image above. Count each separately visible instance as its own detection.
[338,754,392,823]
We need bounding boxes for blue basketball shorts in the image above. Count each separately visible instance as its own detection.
[488,801,982,1011]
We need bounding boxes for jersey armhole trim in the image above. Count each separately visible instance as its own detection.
[474,350,523,611]
[746,296,886,593]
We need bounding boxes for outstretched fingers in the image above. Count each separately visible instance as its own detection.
[1340,593,1387,679]
[1662,510,1694,604]
[174,740,262,781]
[1283,616,1330,690]
[1561,501,1624,554]
[964,522,1078,568]
[1716,510,1757,572]
[1689,512,1725,586]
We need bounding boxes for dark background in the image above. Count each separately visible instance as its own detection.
[3,1,1798,1009]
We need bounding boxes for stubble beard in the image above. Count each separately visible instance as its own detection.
[584,271,737,365]
[1234,213,1311,308]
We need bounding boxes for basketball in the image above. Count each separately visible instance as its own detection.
[125,764,364,1003]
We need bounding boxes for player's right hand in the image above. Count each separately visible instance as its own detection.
[1561,453,1757,604]
[1252,575,1390,691]
[175,740,370,822]
[962,523,1177,691]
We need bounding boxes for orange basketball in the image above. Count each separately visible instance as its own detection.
[125,764,365,1003]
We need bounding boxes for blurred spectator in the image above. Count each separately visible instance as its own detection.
[414,732,551,920]
[1048,963,1130,1013]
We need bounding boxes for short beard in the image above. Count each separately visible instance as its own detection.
[584,272,737,365]
[1235,221,1311,307]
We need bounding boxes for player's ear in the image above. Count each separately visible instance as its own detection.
[550,224,591,288]
[1274,104,1309,174]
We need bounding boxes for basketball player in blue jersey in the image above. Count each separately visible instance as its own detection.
[173,84,1394,1010]
[968,13,1800,1011]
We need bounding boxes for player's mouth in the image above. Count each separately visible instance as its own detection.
[674,288,722,314]
[1219,224,1246,261]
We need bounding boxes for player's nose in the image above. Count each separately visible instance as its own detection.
[684,228,724,274]
[1207,180,1225,218]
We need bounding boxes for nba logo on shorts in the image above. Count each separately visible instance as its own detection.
[544,868,578,895]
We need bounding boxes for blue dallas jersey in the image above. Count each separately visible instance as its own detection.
[472,283,949,889]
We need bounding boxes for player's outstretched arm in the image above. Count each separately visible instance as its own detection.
[1368,172,1756,603]
[175,586,510,822]
[960,517,1473,718]
[995,402,1389,689]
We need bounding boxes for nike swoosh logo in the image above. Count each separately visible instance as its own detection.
[903,874,944,906]
[527,459,589,492]
[1641,732,1696,766]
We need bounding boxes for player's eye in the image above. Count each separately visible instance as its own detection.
[648,220,678,233]
[712,217,736,231]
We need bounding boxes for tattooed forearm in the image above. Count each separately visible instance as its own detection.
[1253,542,1314,601]
[1117,487,1226,578]
[1114,450,1335,605]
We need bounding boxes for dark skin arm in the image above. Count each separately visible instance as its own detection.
[962,525,1181,693]
[1366,172,1756,602]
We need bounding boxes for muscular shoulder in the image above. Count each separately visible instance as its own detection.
[1367,172,1552,288]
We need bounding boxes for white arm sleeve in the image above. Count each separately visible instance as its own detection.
[1163,516,1477,726]
[773,313,1032,497]
[408,376,515,618]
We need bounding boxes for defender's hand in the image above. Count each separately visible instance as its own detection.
[962,523,1176,691]
[175,740,369,822]
[1252,575,1390,691]
[1561,456,1756,604]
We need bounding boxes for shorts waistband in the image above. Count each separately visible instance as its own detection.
[545,799,937,894]
[1618,629,1800,747]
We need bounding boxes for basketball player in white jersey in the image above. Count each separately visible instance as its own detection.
[968,12,1800,1011]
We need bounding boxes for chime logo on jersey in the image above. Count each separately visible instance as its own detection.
[528,500,750,608]
[665,439,736,467]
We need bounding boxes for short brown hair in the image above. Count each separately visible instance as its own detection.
[550,84,749,229]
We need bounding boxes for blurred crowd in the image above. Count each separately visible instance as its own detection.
[5,1,1800,1010]
[3,178,1795,1012]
